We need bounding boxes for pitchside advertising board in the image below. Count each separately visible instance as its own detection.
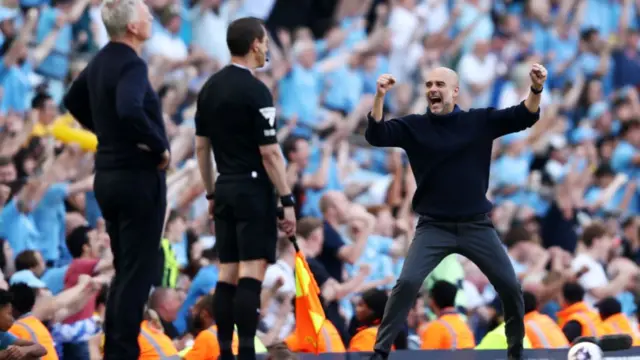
[257,349,640,360]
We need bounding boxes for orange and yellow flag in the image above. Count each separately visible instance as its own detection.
[294,251,326,354]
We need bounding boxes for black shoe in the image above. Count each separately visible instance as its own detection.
[507,347,523,360]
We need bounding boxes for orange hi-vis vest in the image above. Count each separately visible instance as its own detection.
[285,319,345,353]
[184,325,239,360]
[138,321,180,360]
[9,314,58,360]
[557,302,612,337]
[348,325,397,352]
[523,311,569,349]
[349,326,379,352]
[420,309,475,350]
[604,313,640,346]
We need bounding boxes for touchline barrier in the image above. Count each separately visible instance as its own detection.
[258,349,640,360]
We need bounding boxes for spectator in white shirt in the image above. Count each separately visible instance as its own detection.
[145,4,189,72]
[572,222,638,305]
[457,39,497,108]
[261,238,296,340]
[190,0,231,65]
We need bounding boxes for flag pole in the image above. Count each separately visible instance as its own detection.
[277,209,299,251]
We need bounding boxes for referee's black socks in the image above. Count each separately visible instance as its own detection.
[213,281,237,359]
[234,277,262,360]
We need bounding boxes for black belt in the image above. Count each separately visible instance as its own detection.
[421,213,488,222]
[217,171,268,182]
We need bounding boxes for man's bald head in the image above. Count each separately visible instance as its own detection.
[319,190,349,222]
[428,67,459,86]
[425,66,460,115]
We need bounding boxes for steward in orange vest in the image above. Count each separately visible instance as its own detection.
[557,283,612,343]
[184,294,239,359]
[8,283,58,360]
[596,297,640,346]
[420,281,475,350]
[522,291,568,349]
[348,289,403,352]
[138,309,180,360]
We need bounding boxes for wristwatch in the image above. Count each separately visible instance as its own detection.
[530,86,543,94]
[205,192,215,200]
[280,194,296,207]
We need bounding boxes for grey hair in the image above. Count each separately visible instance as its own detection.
[101,0,139,38]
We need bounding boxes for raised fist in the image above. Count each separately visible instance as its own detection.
[530,63,547,90]
[376,74,396,96]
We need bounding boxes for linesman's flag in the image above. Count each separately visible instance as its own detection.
[294,248,326,354]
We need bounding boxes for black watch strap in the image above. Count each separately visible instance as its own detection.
[280,194,295,207]
[206,193,215,200]
[530,86,543,94]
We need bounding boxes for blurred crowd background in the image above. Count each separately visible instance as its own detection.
[1,0,640,358]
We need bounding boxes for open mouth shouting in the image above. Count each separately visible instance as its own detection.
[428,93,443,111]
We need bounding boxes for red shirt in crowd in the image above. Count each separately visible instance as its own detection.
[63,258,99,324]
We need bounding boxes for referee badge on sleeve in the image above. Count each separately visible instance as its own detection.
[259,107,276,127]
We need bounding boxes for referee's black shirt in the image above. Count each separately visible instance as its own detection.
[195,65,278,176]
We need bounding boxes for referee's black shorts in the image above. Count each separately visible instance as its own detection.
[214,172,278,264]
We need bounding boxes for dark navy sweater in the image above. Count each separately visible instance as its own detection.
[365,102,540,218]
[63,42,169,171]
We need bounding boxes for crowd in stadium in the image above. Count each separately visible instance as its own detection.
[0,0,639,358]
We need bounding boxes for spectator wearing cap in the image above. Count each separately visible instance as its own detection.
[522,291,569,349]
[557,282,612,343]
[420,281,475,350]
[596,296,640,346]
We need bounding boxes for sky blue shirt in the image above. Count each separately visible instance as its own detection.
[0,331,17,350]
[84,191,102,228]
[279,64,323,126]
[323,64,363,114]
[1,61,32,114]
[41,265,68,295]
[31,183,69,262]
[36,7,72,80]
[173,265,218,334]
[0,199,39,256]
[300,146,344,217]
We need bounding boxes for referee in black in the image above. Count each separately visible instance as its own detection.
[194,17,296,360]
[365,64,548,360]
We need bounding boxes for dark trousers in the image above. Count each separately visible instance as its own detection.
[374,214,524,357]
[95,169,167,360]
[60,341,89,360]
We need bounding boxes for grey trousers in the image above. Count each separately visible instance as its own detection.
[374,214,524,357]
